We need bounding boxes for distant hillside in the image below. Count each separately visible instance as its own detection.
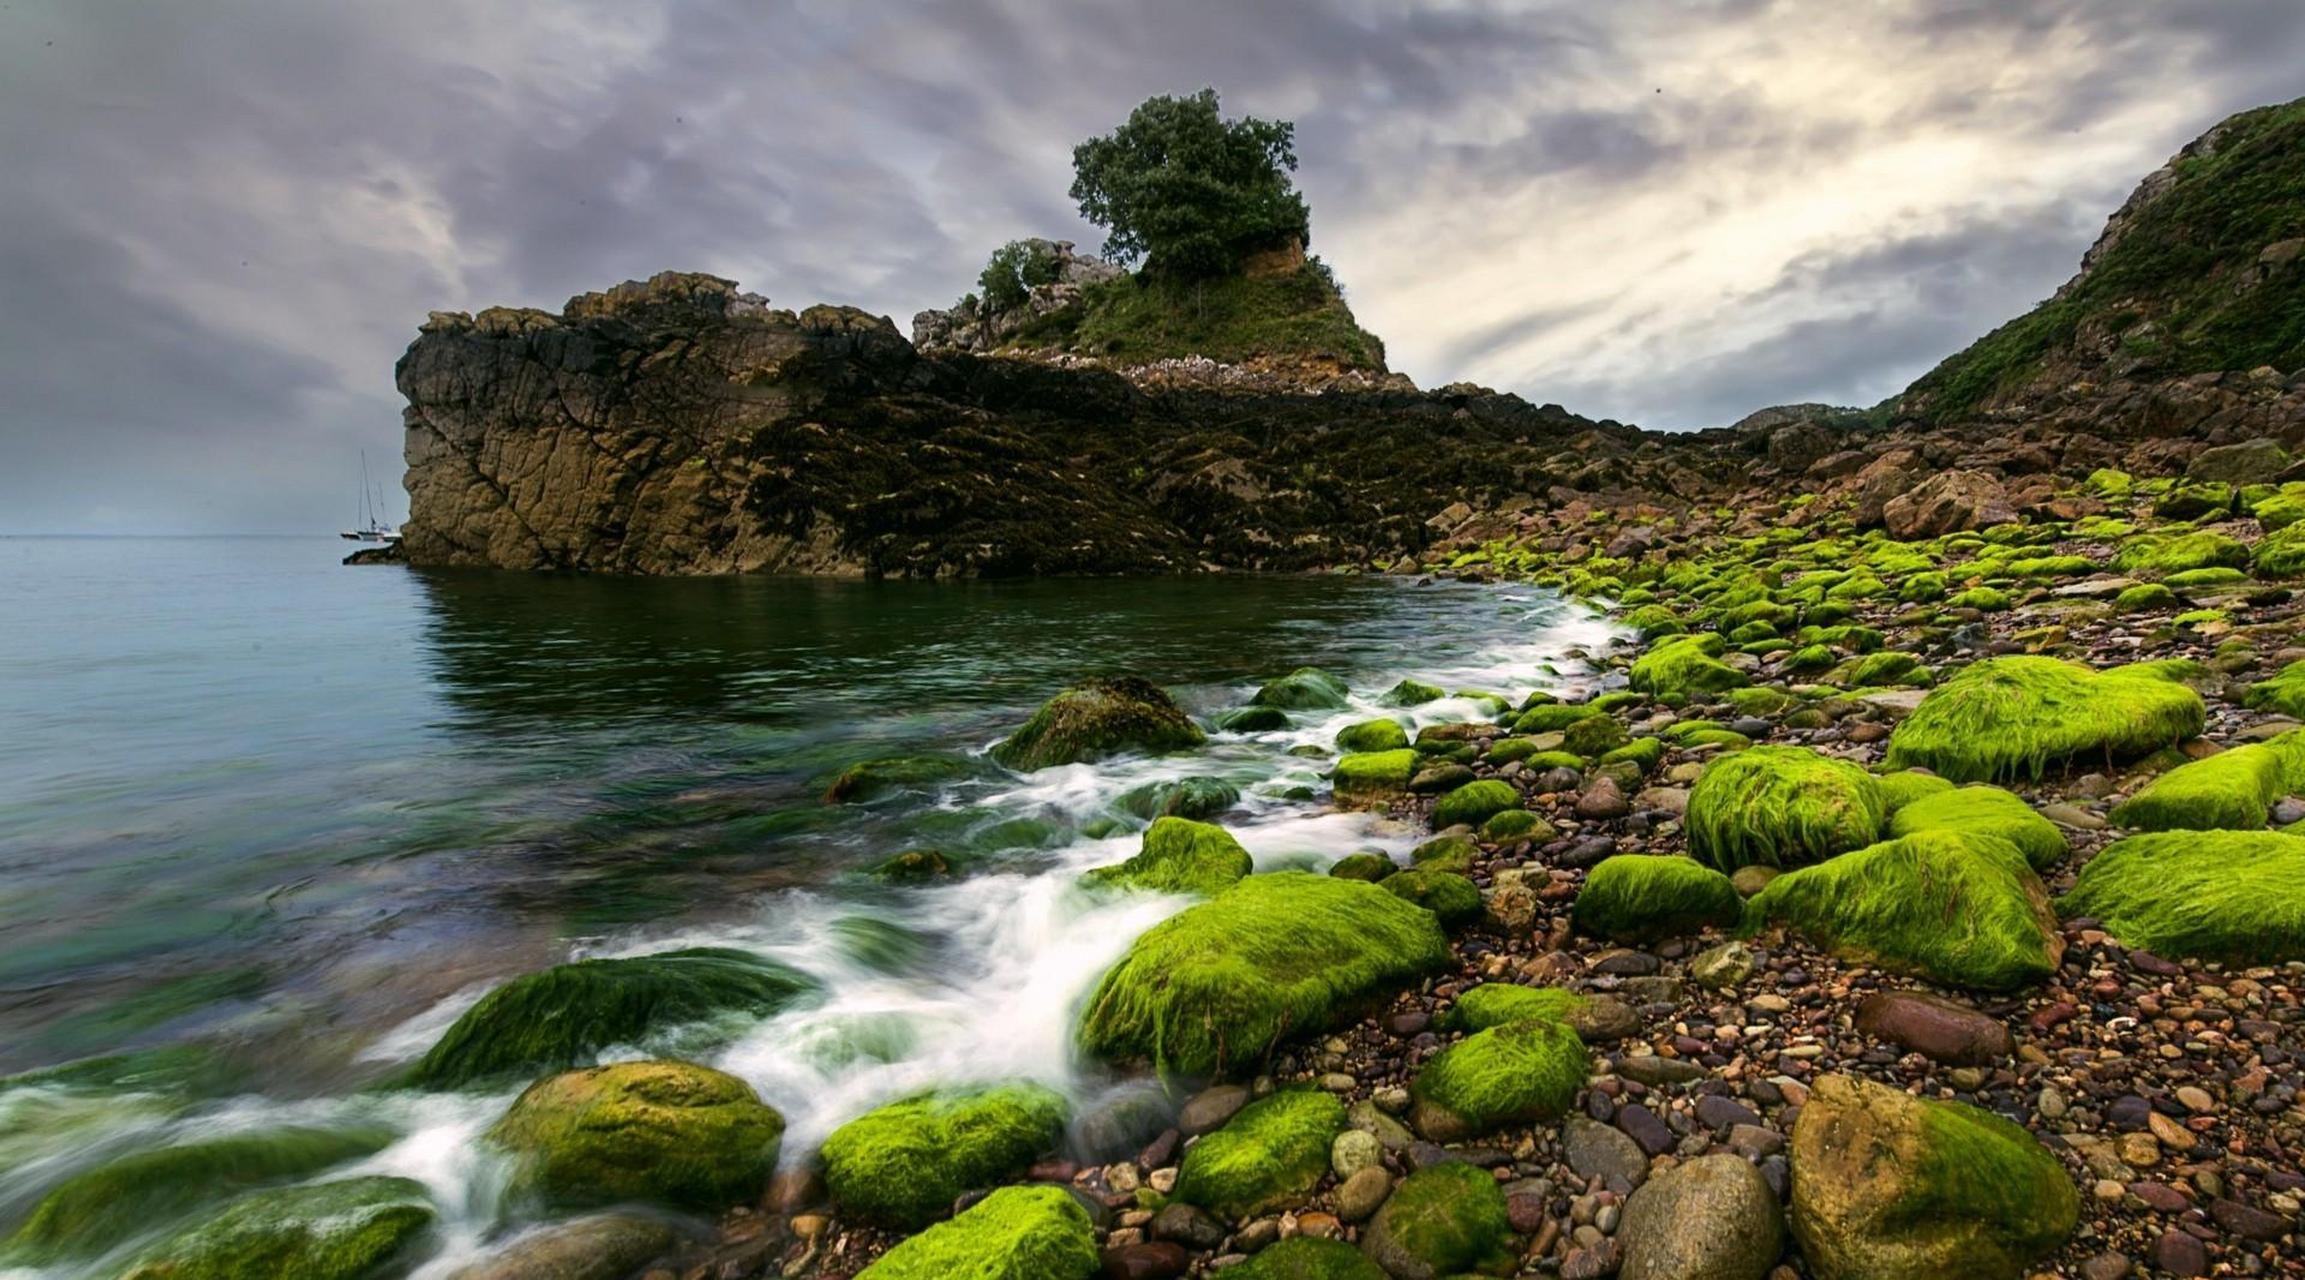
[1902,96,2305,423]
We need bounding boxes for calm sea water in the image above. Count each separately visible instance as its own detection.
[0,536,1619,1276]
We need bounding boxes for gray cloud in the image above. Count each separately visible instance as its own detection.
[4,0,2304,530]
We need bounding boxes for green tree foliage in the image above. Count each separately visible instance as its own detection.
[1070,89,1310,278]
[977,240,1063,313]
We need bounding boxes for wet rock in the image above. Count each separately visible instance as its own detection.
[1563,1116,1651,1186]
[1616,1055,1703,1086]
[1150,1202,1226,1250]
[1618,1154,1784,1280]
[1853,992,2013,1066]
[1101,1240,1189,1279]
[1616,1105,1676,1158]
[2154,1228,2208,1276]
[1335,1167,1393,1222]
[1578,776,1632,819]
[1689,941,1756,989]
[1360,1161,1515,1280]
[1178,1085,1251,1136]
[1566,996,1643,1044]
[1561,1239,1623,1279]
[445,1214,682,1280]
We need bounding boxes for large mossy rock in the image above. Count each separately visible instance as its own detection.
[1574,855,1741,943]
[855,1184,1097,1280]
[820,1084,1070,1229]
[1441,983,1586,1033]
[989,676,1206,771]
[1687,747,1885,873]
[1884,656,2205,783]
[412,948,817,1089]
[1790,1074,2076,1280]
[1337,718,1411,753]
[1886,785,2065,869]
[1253,666,1352,711]
[1742,831,2063,991]
[1077,872,1452,1078]
[1174,1090,1344,1220]
[4,1125,393,1263]
[1333,749,1420,801]
[1431,779,1519,830]
[1114,775,1242,822]
[1380,868,1483,927]
[2061,830,2305,964]
[1408,1017,1586,1142]
[1872,769,1956,817]
[1629,633,1748,700]
[488,1060,783,1211]
[119,1176,435,1280]
[1359,1160,1517,1280]
[1231,1236,1389,1279]
[2109,734,2305,832]
[1082,816,1253,895]
[2245,659,2305,717]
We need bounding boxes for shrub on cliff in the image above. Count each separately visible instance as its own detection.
[977,239,1063,313]
[1070,88,1309,278]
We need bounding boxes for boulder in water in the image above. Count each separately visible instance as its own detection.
[855,1184,1097,1279]
[488,1060,783,1211]
[820,1083,1070,1228]
[990,676,1206,771]
[1251,666,1351,710]
[443,1213,683,1280]
[1082,816,1254,896]
[118,1176,435,1280]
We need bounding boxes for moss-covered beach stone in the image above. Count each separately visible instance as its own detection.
[1359,1160,1517,1279]
[1886,785,2065,869]
[1081,817,1253,895]
[989,676,1206,771]
[1174,1090,1344,1220]
[1337,718,1410,753]
[1380,868,1483,926]
[1253,666,1352,711]
[855,1184,1097,1280]
[119,1176,435,1280]
[1431,779,1519,830]
[1628,633,1747,700]
[2245,659,2305,717]
[488,1060,782,1212]
[2061,830,2305,963]
[1884,656,2205,783]
[1231,1236,1388,1279]
[1743,831,2063,991]
[1687,746,1885,873]
[2109,735,2305,832]
[412,948,817,1089]
[1408,1017,1586,1141]
[1790,1074,2076,1280]
[1873,769,1955,816]
[1113,775,1241,822]
[3,1125,393,1263]
[1332,749,1420,802]
[1077,872,1451,1078]
[1441,983,1586,1033]
[820,1083,1069,1228]
[1574,855,1742,943]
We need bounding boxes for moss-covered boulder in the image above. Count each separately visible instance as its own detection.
[1380,869,1483,927]
[1337,719,1410,753]
[855,1184,1097,1280]
[1077,873,1451,1077]
[1573,855,1741,943]
[990,676,1206,771]
[1114,775,1241,821]
[1743,831,2062,991]
[1215,705,1291,732]
[1409,1018,1586,1141]
[1872,769,1955,816]
[1513,703,1603,734]
[2245,659,2305,717]
[820,1084,1069,1229]
[1408,835,1475,873]
[1887,786,2066,869]
[3,1126,394,1263]
[1629,633,1747,699]
[412,949,818,1089]
[1173,1090,1344,1220]
[2061,830,2305,963]
[1790,1074,2076,1280]
[2109,737,2305,832]
[1359,1160,1516,1279]
[118,1176,435,1280]
[1441,983,1586,1033]
[2111,529,2251,575]
[1884,657,2205,783]
[1686,746,1885,873]
[1328,852,1397,882]
[1382,679,1446,707]
[1333,749,1419,800]
[1230,1236,1389,1279]
[1081,817,1253,895]
[2257,522,2305,578]
[1253,667,1352,711]
[488,1060,783,1212]
[821,755,979,805]
[1431,779,1519,829]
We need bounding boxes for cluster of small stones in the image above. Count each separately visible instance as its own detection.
[539,470,2302,1280]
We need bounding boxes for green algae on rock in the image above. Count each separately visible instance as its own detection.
[1081,816,1253,895]
[1114,775,1241,821]
[1872,769,1955,817]
[1336,718,1410,753]
[1573,855,1742,943]
[1253,666,1352,710]
[2061,829,2305,963]
[3,1125,394,1263]
[2109,737,2305,831]
[1441,983,1586,1033]
[989,676,1205,771]
[2244,659,2305,717]
[1628,633,1748,700]
[1883,656,2205,783]
[412,948,817,1089]
[1332,749,1420,801]
[1686,746,1886,873]
[820,1083,1069,1229]
[1408,1017,1587,1141]
[2110,529,2252,575]
[1743,831,2063,991]
[1174,1089,1345,1220]
[1381,679,1446,707]
[1359,1160,1517,1279]
[118,1176,435,1280]
[855,1184,1097,1280]
[1077,872,1451,1078]
[1431,779,1519,829]
[1887,785,2066,869]
[489,1060,783,1212]
[1328,851,1397,882]
[821,754,978,804]
[1229,1235,1389,1279]
[1380,868,1483,927]
[1791,1074,2076,1280]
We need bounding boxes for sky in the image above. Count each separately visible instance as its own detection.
[3,2,2302,533]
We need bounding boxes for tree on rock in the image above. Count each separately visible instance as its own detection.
[1070,89,1309,278]
[977,239,1062,313]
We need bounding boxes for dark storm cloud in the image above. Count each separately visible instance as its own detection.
[4,0,2305,531]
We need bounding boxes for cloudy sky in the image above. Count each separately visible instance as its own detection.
[4,1,2302,533]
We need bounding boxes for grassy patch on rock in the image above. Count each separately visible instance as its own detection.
[1884,656,2205,782]
[2062,829,2305,963]
[1687,746,1885,873]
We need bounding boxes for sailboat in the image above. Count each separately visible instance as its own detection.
[340,451,402,542]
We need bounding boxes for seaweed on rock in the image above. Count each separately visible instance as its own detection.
[820,1084,1070,1228]
[1884,656,2205,783]
[1572,855,1742,943]
[1441,983,1586,1033]
[1628,633,1747,700]
[116,1176,435,1280]
[1408,1017,1587,1140]
[2061,829,2305,963]
[1081,816,1253,895]
[1174,1090,1344,1220]
[489,1060,785,1212]
[1888,785,2067,869]
[1686,746,1885,873]
[2110,737,2305,832]
[989,676,1206,771]
[854,1184,1098,1280]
